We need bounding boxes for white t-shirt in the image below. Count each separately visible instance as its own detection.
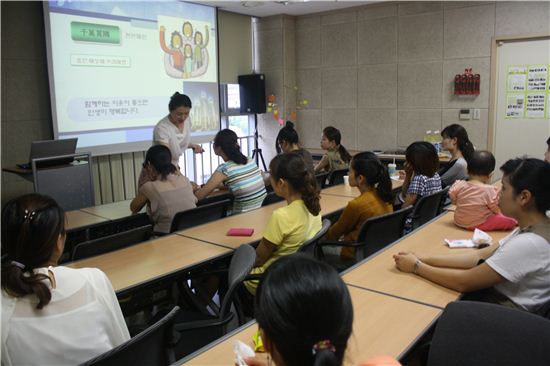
[1,266,130,365]
[486,230,550,312]
[153,115,191,166]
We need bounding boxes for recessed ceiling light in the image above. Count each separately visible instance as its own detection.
[241,1,264,7]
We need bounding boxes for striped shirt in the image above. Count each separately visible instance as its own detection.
[216,159,267,214]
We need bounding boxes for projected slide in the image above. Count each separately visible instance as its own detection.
[44,1,219,155]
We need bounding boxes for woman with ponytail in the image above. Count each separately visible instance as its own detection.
[244,254,353,366]
[324,152,394,260]
[131,144,197,233]
[195,129,266,214]
[439,124,474,187]
[1,194,129,365]
[244,153,322,295]
[314,126,352,173]
[276,121,315,174]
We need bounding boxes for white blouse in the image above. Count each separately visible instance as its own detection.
[153,115,192,166]
[1,266,130,365]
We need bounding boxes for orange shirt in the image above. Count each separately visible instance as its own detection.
[449,180,500,228]
[326,190,393,259]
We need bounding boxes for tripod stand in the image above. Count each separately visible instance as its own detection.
[250,113,267,171]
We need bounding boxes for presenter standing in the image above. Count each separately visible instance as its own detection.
[139,92,204,187]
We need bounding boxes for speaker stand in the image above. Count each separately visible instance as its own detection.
[251,113,267,171]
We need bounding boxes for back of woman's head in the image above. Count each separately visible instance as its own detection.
[145,145,176,180]
[213,129,247,164]
[276,121,300,153]
[323,126,352,163]
[405,141,439,177]
[255,254,353,366]
[270,153,320,215]
[168,92,192,111]
[352,152,393,204]
[1,194,65,309]
[441,124,474,160]
[500,157,550,213]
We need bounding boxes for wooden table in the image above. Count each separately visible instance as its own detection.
[65,210,109,231]
[342,212,511,308]
[80,199,138,220]
[68,235,231,295]
[179,285,441,365]
[322,180,403,198]
[178,194,353,249]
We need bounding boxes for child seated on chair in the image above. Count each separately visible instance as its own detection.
[449,150,517,231]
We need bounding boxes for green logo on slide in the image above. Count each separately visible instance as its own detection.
[71,22,120,44]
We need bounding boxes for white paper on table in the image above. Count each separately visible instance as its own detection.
[234,340,255,366]
[445,229,493,249]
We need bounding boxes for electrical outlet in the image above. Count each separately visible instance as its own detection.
[473,109,480,120]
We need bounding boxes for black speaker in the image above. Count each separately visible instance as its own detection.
[238,74,266,114]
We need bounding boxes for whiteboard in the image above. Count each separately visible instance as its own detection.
[492,36,550,179]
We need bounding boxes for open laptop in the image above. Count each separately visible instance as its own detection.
[17,138,78,170]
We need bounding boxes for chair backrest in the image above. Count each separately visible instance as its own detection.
[427,301,550,366]
[299,219,331,256]
[72,224,153,261]
[88,213,151,240]
[169,199,231,233]
[196,192,233,207]
[315,172,330,189]
[410,187,449,229]
[262,191,285,206]
[355,206,414,261]
[80,306,180,366]
[220,245,256,318]
[327,168,349,186]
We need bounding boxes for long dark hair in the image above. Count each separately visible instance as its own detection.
[500,158,550,214]
[406,141,439,177]
[255,254,353,366]
[276,121,300,154]
[441,124,474,160]
[323,126,352,163]
[352,152,393,204]
[270,153,320,216]
[213,129,248,165]
[1,194,66,309]
[168,92,192,111]
[145,145,177,180]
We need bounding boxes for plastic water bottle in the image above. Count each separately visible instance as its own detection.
[433,130,442,153]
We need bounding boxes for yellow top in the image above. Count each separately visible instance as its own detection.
[245,199,322,294]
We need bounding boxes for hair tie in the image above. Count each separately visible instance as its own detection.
[23,209,36,221]
[11,261,25,270]
[312,340,336,355]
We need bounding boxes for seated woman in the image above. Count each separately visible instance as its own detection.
[131,145,197,234]
[243,254,353,366]
[276,121,315,174]
[324,152,393,260]
[1,194,130,365]
[245,153,322,295]
[195,129,266,214]
[438,124,474,188]
[394,157,550,313]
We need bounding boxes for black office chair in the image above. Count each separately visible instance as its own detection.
[409,186,449,230]
[173,244,256,359]
[317,206,413,271]
[315,172,330,189]
[80,306,180,366]
[327,168,349,187]
[169,199,231,233]
[196,192,233,207]
[427,301,550,366]
[88,214,152,240]
[298,219,332,257]
[261,191,285,206]
[71,224,153,261]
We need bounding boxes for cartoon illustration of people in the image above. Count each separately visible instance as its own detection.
[159,20,210,79]
[194,25,209,69]
[159,26,183,71]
